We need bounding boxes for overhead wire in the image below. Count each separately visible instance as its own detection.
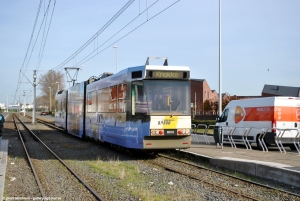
[23,0,52,74]
[52,0,136,71]
[14,0,179,102]
[74,0,160,67]
[36,2,49,73]
[15,0,53,102]
[36,0,56,73]
[75,0,180,68]
[15,0,44,102]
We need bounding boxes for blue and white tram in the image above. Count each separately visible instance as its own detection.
[85,60,191,150]
[67,82,86,137]
[55,83,86,138]
[55,90,68,130]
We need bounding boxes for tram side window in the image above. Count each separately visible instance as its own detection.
[109,85,117,112]
[67,103,72,114]
[59,100,62,112]
[87,91,97,113]
[55,100,61,112]
[118,84,126,113]
[98,88,110,112]
[62,98,66,112]
[132,82,148,115]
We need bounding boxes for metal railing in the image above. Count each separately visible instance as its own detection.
[294,129,300,154]
[274,128,300,154]
[257,128,269,152]
[192,124,300,153]
[191,124,210,144]
[191,124,198,143]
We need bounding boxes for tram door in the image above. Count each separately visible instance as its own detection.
[98,113,105,142]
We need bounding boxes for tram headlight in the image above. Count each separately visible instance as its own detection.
[177,129,190,135]
[151,129,164,136]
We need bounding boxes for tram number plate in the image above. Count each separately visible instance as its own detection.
[164,129,177,136]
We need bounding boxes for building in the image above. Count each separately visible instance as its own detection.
[190,79,219,115]
[262,84,300,97]
[235,96,261,100]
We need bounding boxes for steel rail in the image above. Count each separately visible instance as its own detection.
[12,115,46,198]
[159,153,300,199]
[15,115,105,201]
[25,115,65,132]
[149,155,260,201]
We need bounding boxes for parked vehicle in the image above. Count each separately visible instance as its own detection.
[40,111,49,116]
[216,96,300,149]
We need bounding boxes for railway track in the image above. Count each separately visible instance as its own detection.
[26,115,63,131]
[146,153,300,201]
[13,114,104,200]
[18,114,300,200]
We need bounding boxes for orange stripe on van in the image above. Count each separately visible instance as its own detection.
[242,106,300,122]
[243,106,274,121]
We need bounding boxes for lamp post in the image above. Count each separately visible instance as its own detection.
[113,46,118,73]
[218,0,222,116]
[49,87,52,113]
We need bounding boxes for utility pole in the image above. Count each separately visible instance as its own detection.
[33,70,36,124]
[49,87,52,113]
[23,90,26,117]
[218,0,222,116]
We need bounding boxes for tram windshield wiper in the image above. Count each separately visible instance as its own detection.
[170,101,180,117]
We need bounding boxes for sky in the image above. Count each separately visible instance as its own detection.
[0,0,299,105]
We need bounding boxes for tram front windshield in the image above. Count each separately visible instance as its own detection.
[132,80,191,115]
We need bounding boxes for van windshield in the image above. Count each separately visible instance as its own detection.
[217,108,229,122]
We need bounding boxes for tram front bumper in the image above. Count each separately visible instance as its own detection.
[143,136,191,149]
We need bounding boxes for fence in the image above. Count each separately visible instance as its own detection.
[191,124,300,154]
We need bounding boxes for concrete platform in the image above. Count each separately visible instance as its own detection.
[0,140,9,201]
[183,136,300,188]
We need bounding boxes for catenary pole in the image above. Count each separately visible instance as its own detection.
[218,0,222,116]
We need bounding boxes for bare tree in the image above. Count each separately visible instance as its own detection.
[37,70,65,111]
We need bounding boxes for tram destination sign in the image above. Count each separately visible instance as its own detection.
[148,70,188,79]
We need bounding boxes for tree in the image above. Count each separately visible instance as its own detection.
[212,100,219,115]
[37,70,65,111]
[222,97,230,111]
[222,93,238,110]
[203,99,212,114]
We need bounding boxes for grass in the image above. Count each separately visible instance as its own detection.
[193,128,214,135]
[85,156,199,200]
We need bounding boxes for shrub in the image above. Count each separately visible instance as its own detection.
[191,119,216,126]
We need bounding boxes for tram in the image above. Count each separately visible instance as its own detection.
[55,57,192,150]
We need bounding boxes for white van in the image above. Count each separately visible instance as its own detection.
[216,96,300,150]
